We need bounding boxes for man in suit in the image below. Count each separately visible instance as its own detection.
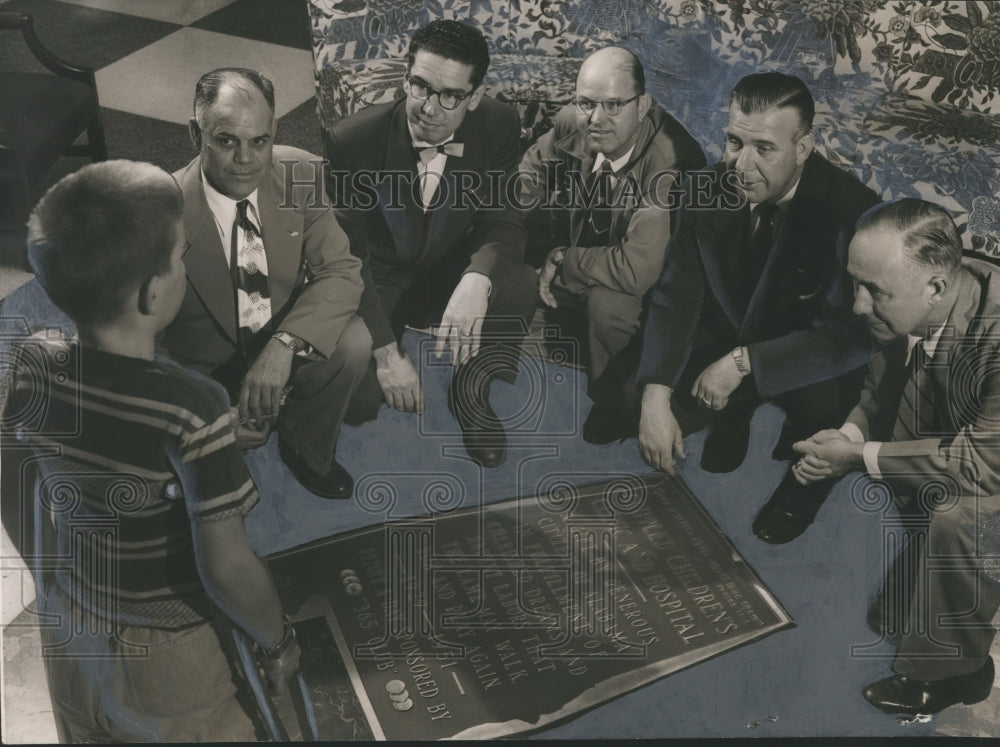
[324,20,537,468]
[636,72,879,543]
[518,46,706,444]
[792,199,999,715]
[165,68,371,500]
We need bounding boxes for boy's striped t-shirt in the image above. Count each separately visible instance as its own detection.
[3,339,259,630]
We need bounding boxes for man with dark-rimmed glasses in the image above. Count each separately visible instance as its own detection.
[324,20,537,468]
[519,46,705,444]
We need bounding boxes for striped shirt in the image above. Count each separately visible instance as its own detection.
[2,338,259,630]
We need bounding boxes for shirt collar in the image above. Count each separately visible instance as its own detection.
[592,145,635,175]
[201,169,261,231]
[907,325,946,364]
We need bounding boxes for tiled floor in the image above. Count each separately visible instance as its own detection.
[0,0,318,741]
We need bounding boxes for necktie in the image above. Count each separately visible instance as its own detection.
[231,199,271,345]
[737,202,777,312]
[414,141,464,164]
[892,340,932,441]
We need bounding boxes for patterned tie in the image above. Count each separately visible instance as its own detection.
[231,199,271,345]
[892,340,932,442]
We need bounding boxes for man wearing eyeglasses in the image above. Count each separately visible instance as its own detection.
[324,20,536,467]
[636,72,879,545]
[518,47,705,445]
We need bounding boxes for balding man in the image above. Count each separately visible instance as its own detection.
[166,67,371,500]
[519,47,705,444]
[792,199,1000,716]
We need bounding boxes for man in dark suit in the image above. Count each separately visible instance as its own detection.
[519,46,705,444]
[636,72,879,543]
[166,68,371,500]
[324,20,537,467]
[793,199,999,715]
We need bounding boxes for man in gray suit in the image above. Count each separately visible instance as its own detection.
[793,198,999,715]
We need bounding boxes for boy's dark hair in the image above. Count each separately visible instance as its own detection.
[27,160,184,327]
[407,20,490,89]
[194,67,276,126]
[856,198,962,272]
[730,72,815,138]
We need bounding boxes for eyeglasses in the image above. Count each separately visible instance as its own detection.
[405,76,474,111]
[573,95,641,117]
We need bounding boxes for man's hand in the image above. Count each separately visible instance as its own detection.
[434,272,491,366]
[239,338,294,426]
[691,352,744,411]
[259,637,302,697]
[539,247,566,309]
[638,384,686,475]
[374,343,424,413]
[230,407,271,449]
[792,429,863,485]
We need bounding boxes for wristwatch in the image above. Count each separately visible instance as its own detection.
[260,615,296,661]
[272,331,307,353]
[732,346,751,377]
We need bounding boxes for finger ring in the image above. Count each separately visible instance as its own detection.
[701,397,711,405]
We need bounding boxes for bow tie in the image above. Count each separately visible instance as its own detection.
[414,141,464,164]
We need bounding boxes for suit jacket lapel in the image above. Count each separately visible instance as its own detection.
[698,201,748,330]
[380,103,427,264]
[179,164,238,343]
[258,168,300,315]
[740,208,791,337]
[568,153,597,246]
[740,156,824,336]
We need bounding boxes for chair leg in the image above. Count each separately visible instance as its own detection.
[87,113,107,162]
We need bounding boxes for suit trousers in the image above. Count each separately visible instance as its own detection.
[881,495,1000,680]
[347,258,538,423]
[669,341,868,447]
[215,316,372,475]
[547,278,645,407]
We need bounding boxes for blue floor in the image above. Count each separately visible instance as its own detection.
[3,278,969,739]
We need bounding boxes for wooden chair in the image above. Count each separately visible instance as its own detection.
[0,12,107,230]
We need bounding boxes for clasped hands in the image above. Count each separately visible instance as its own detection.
[790,429,864,485]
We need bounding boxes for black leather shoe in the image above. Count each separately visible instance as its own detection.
[862,657,995,715]
[700,403,753,473]
[280,441,354,500]
[583,402,635,445]
[752,474,830,544]
[447,377,507,468]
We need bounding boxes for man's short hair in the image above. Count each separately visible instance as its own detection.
[730,72,815,137]
[856,198,963,272]
[407,20,490,89]
[27,160,184,327]
[194,68,275,127]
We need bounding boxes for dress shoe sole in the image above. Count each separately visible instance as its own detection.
[862,657,995,715]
